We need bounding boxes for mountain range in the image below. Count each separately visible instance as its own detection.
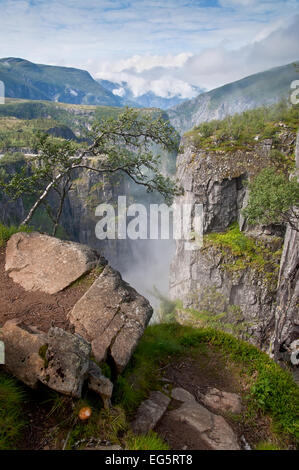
[0,57,122,107]
[168,62,298,133]
[97,79,204,110]
[0,57,298,134]
[0,57,201,110]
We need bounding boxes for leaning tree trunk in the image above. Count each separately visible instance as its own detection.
[272,131,299,362]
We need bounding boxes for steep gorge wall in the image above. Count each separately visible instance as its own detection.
[272,132,299,360]
[169,132,297,351]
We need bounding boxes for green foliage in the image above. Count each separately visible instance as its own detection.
[255,441,281,450]
[204,223,282,281]
[66,401,127,449]
[187,101,299,152]
[0,222,32,247]
[243,168,299,229]
[0,372,26,450]
[125,431,170,450]
[0,108,180,232]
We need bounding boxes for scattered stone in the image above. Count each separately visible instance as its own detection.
[201,387,242,414]
[5,232,101,294]
[131,391,171,434]
[0,319,47,388]
[0,319,113,404]
[69,265,153,373]
[169,401,240,450]
[240,435,252,450]
[171,387,196,403]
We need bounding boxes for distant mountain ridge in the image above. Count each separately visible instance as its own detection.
[0,57,122,107]
[168,62,299,133]
[97,78,204,110]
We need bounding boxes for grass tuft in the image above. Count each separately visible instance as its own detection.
[0,372,26,450]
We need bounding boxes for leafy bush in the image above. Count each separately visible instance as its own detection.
[243,168,299,229]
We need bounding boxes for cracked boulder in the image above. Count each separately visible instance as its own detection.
[0,320,113,405]
[5,232,102,294]
[169,400,240,450]
[38,326,91,397]
[68,266,153,373]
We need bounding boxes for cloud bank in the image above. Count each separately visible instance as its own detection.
[0,0,298,97]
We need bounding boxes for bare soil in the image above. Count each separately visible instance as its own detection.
[0,245,89,332]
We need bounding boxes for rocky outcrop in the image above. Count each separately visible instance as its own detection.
[68,265,153,373]
[169,138,286,348]
[0,320,113,405]
[135,387,241,450]
[5,232,101,294]
[272,132,299,361]
[2,232,153,401]
[131,391,171,434]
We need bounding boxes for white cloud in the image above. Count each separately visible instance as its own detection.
[0,1,298,98]
[92,14,299,97]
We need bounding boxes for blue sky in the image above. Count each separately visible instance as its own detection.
[0,0,299,97]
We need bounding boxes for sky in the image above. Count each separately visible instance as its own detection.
[0,0,299,98]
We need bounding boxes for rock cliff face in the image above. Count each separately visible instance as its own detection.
[272,132,299,360]
[169,131,297,351]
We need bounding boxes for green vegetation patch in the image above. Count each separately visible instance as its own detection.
[186,101,299,155]
[204,223,282,284]
[0,372,26,450]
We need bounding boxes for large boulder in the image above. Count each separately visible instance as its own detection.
[68,266,153,373]
[5,232,101,294]
[169,400,240,450]
[0,320,113,404]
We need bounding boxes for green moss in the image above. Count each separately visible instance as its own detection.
[255,441,281,450]
[204,223,282,288]
[68,265,104,289]
[38,344,49,368]
[186,101,299,155]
